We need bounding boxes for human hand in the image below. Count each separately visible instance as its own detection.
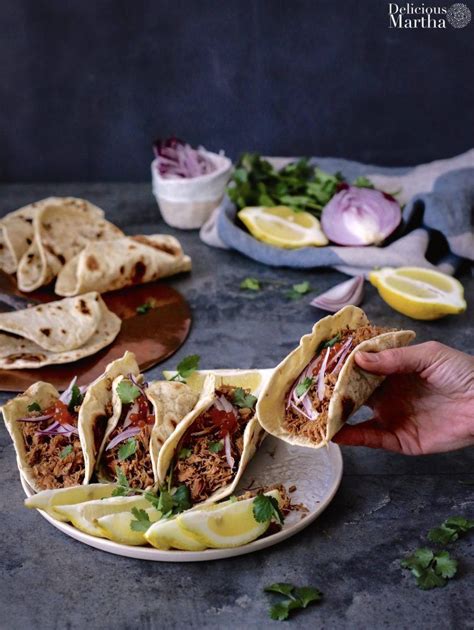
[333,341,474,455]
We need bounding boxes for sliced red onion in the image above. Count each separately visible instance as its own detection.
[214,395,238,418]
[127,373,148,397]
[36,421,78,437]
[122,401,139,429]
[106,426,141,451]
[59,376,78,405]
[17,414,53,423]
[321,186,401,246]
[310,276,365,313]
[289,401,312,422]
[301,395,319,421]
[153,138,216,179]
[224,433,235,470]
[317,348,330,401]
[331,340,354,376]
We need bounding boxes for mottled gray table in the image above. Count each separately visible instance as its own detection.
[1,184,473,630]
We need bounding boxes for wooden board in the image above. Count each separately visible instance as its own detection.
[0,272,192,391]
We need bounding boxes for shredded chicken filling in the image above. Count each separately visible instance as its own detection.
[173,385,254,504]
[284,324,392,443]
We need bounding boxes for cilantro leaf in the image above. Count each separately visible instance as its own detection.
[172,485,191,513]
[295,377,313,398]
[294,586,323,607]
[112,467,131,496]
[444,516,474,533]
[240,277,261,291]
[27,402,41,413]
[130,507,152,532]
[68,384,83,412]
[269,600,299,621]
[253,494,284,525]
[353,176,374,189]
[59,444,73,459]
[117,438,137,461]
[401,547,434,573]
[136,302,152,315]
[157,489,174,515]
[178,447,191,460]
[434,551,458,579]
[144,491,161,510]
[264,583,294,596]
[116,380,141,404]
[209,440,224,453]
[317,333,341,354]
[287,281,311,300]
[233,387,257,409]
[428,525,458,545]
[416,569,446,590]
[170,354,200,382]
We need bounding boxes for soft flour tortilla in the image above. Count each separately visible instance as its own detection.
[16,197,123,292]
[96,376,198,487]
[0,293,121,369]
[55,234,192,296]
[78,351,141,483]
[157,374,264,504]
[256,306,415,449]
[0,293,104,352]
[0,202,39,274]
[2,352,140,492]
[2,381,83,493]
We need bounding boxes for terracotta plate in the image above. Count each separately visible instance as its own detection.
[0,272,192,392]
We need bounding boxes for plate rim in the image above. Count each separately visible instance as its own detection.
[21,442,343,563]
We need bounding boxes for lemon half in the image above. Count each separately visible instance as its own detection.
[369,267,467,320]
[238,206,328,248]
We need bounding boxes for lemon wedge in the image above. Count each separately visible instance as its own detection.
[24,483,116,521]
[238,206,328,248]
[369,267,467,320]
[162,369,267,396]
[97,507,162,546]
[145,516,207,551]
[177,490,282,549]
[54,495,152,537]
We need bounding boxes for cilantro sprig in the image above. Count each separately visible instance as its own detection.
[401,548,457,590]
[428,516,474,545]
[233,387,257,409]
[264,583,323,621]
[253,494,284,526]
[117,438,137,461]
[116,380,141,404]
[295,377,313,398]
[168,354,200,383]
[130,508,152,532]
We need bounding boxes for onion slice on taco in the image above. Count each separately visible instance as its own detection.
[257,306,415,448]
[157,375,264,506]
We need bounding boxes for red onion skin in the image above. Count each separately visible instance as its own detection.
[321,187,401,246]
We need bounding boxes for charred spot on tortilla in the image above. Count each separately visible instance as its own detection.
[6,353,46,364]
[131,260,146,283]
[119,265,125,274]
[86,255,99,271]
[57,254,66,264]
[61,329,66,334]
[78,299,91,315]
[341,397,355,421]
[40,328,51,337]
[26,238,32,245]
[132,235,179,256]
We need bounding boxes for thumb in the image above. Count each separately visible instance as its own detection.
[354,342,443,376]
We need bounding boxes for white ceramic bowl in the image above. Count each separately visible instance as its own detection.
[151,150,233,229]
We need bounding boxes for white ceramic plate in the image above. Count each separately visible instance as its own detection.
[22,437,342,562]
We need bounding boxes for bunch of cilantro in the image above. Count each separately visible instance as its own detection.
[228,153,373,217]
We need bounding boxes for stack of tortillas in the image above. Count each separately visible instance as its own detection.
[0,197,192,295]
[0,292,121,369]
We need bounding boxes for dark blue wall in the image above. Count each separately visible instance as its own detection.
[1,0,473,182]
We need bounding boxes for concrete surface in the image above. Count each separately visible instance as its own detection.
[0,184,473,629]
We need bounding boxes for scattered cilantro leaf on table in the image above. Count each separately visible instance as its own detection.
[233,387,257,409]
[240,277,261,291]
[59,445,73,459]
[116,380,141,404]
[295,377,313,397]
[118,438,137,461]
[401,547,458,589]
[169,354,200,382]
[27,402,41,413]
[428,516,474,545]
[264,583,295,596]
[287,281,311,300]
[253,494,284,526]
[264,583,323,621]
[130,507,152,532]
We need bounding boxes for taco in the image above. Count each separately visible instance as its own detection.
[1,351,139,492]
[156,375,264,506]
[96,376,198,490]
[256,306,415,448]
